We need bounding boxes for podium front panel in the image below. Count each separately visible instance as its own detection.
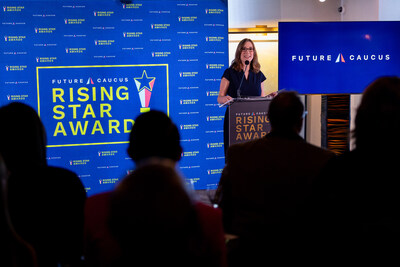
[228,99,271,147]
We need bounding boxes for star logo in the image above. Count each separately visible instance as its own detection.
[134,70,155,92]
[134,70,156,113]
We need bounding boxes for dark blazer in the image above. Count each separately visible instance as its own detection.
[310,149,400,264]
[8,166,86,267]
[218,131,335,240]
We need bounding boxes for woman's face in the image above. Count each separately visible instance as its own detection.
[240,41,254,66]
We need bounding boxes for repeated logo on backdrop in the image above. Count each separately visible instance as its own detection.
[0,0,228,195]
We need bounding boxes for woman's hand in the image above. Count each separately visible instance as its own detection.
[217,95,233,105]
[266,91,278,98]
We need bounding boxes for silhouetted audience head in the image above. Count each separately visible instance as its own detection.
[127,110,182,164]
[0,102,86,266]
[355,76,400,151]
[268,91,304,133]
[0,102,47,173]
[109,161,206,266]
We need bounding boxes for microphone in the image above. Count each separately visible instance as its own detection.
[237,60,249,98]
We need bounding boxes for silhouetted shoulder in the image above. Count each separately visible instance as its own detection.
[302,141,335,158]
[40,166,86,197]
[46,165,84,183]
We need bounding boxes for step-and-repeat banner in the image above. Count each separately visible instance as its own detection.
[0,0,228,195]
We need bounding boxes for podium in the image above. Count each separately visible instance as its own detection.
[228,97,272,147]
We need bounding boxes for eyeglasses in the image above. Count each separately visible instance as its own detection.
[241,47,254,52]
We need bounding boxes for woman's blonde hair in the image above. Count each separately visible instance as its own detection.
[230,38,261,73]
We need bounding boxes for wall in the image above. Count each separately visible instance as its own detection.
[379,0,400,20]
[340,0,379,21]
[281,0,340,22]
[229,0,341,27]
[228,0,281,28]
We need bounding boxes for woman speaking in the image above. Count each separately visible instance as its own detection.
[218,38,274,156]
[218,38,267,104]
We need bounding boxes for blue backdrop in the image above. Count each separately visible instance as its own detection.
[0,0,228,195]
[279,21,400,94]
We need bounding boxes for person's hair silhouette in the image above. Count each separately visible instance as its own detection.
[268,91,304,134]
[0,102,86,266]
[354,76,400,151]
[0,102,47,173]
[127,110,182,163]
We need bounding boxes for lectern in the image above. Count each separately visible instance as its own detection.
[228,97,272,147]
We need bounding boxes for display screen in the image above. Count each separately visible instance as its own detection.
[279,21,400,94]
